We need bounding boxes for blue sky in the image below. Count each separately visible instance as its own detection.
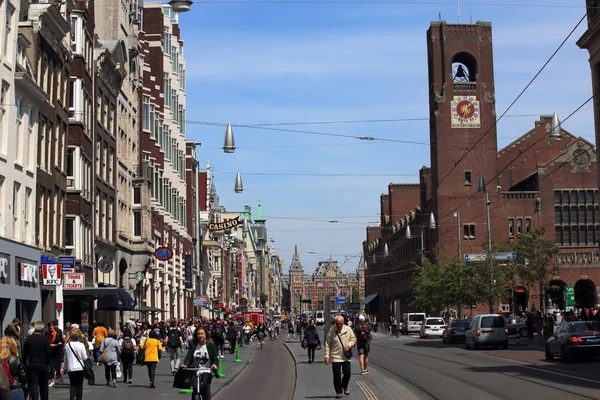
[178,0,593,274]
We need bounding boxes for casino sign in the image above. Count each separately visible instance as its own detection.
[208,216,241,232]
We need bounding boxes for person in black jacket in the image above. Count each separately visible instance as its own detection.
[305,319,321,364]
[22,322,51,400]
[181,327,218,400]
[0,335,27,400]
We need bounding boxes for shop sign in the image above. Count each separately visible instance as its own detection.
[19,262,38,284]
[41,264,62,285]
[154,247,173,261]
[64,273,85,290]
[208,216,240,232]
[0,257,8,281]
[184,254,193,289]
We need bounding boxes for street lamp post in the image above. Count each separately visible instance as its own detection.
[478,174,494,313]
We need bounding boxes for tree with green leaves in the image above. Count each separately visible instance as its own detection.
[345,287,362,308]
[505,228,559,312]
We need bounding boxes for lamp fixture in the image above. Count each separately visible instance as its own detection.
[224,123,236,153]
[406,224,412,239]
[234,172,243,193]
[550,111,561,141]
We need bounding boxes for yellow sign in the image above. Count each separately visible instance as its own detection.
[208,216,240,231]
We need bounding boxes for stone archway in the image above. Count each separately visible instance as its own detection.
[548,280,567,311]
[574,278,597,309]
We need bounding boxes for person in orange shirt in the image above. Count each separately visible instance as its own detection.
[91,321,107,364]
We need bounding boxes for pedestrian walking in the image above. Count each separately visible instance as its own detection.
[325,315,356,399]
[119,328,137,384]
[167,321,184,375]
[46,319,64,387]
[141,330,163,388]
[181,327,218,400]
[4,318,22,356]
[304,319,321,364]
[61,328,87,400]
[226,321,238,354]
[0,336,27,400]
[99,329,121,387]
[211,321,225,358]
[243,322,251,347]
[353,315,373,375]
[91,322,107,363]
[21,321,51,400]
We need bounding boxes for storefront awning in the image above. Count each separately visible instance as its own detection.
[64,287,119,297]
[96,288,136,311]
[363,293,379,304]
[133,306,165,313]
[202,240,221,248]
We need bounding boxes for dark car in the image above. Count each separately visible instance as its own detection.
[506,317,528,337]
[442,320,470,344]
[545,320,600,361]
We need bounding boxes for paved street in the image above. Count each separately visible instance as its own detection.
[48,345,255,400]
[369,332,600,400]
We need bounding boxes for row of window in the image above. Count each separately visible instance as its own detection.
[37,187,65,252]
[0,177,33,244]
[1,1,15,65]
[95,190,114,242]
[554,189,597,206]
[145,155,187,229]
[68,78,94,137]
[66,146,93,201]
[94,138,115,187]
[64,216,93,265]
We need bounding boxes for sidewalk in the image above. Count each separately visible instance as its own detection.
[284,338,419,400]
[50,344,255,400]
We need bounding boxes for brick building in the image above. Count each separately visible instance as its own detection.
[289,245,365,314]
[364,20,600,319]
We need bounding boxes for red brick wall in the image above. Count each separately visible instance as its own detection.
[389,184,420,225]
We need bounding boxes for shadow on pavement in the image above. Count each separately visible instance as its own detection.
[303,396,337,399]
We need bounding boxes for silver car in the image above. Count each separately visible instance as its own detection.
[465,314,509,350]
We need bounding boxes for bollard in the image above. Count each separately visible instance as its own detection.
[217,357,226,378]
[234,346,243,363]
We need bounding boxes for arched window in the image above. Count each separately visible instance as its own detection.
[451,52,477,83]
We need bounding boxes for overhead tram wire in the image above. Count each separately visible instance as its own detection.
[436,94,595,228]
[191,1,584,9]
[435,13,588,189]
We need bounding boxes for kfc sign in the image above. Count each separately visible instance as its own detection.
[41,264,62,285]
[19,262,39,285]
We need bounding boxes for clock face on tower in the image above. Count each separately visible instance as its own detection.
[451,96,481,128]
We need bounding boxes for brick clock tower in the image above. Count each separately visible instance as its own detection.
[427,21,499,254]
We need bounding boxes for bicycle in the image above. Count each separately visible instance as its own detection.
[181,368,212,400]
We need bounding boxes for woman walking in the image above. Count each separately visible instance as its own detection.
[181,327,218,400]
[21,322,51,400]
[140,330,163,388]
[305,319,321,364]
[99,329,121,387]
[0,336,27,400]
[118,328,137,384]
[61,328,87,400]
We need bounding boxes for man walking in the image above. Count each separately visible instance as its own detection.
[167,320,184,375]
[325,315,356,399]
[353,315,373,375]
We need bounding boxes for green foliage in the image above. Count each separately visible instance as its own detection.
[345,287,362,307]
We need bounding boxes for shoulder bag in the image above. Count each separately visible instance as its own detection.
[98,338,112,364]
[69,342,95,381]
[335,330,353,359]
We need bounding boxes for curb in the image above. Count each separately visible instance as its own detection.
[213,345,256,396]
[282,342,298,400]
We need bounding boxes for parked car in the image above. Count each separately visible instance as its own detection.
[420,317,446,338]
[506,317,528,337]
[465,314,509,350]
[545,320,600,361]
[442,320,470,343]
[401,313,427,335]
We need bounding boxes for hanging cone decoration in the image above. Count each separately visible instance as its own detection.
[406,224,412,239]
[234,172,243,193]
[550,112,561,141]
[223,123,236,153]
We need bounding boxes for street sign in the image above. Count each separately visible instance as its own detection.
[464,254,486,262]
[494,252,517,261]
[335,296,345,305]
[464,252,518,262]
[193,299,204,306]
[565,286,575,310]
[64,273,85,290]
[58,256,75,273]
[41,264,62,285]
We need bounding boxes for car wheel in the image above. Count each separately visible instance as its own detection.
[502,342,508,350]
[519,328,528,337]
[545,345,554,361]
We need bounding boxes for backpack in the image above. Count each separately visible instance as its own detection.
[1,360,13,387]
[214,324,224,337]
[122,338,135,355]
[168,328,181,348]
[358,324,369,342]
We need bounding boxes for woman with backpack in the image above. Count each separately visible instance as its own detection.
[0,336,27,400]
[304,319,321,364]
[118,328,137,384]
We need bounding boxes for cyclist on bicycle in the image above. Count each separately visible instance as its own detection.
[256,323,266,346]
[181,327,218,400]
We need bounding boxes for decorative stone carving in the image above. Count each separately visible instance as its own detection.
[556,252,600,265]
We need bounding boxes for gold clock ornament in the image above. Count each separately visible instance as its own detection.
[451,96,481,128]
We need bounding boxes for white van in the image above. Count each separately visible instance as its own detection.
[401,313,427,335]
[315,310,324,325]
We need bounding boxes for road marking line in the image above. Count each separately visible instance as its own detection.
[520,365,600,384]
[357,380,378,400]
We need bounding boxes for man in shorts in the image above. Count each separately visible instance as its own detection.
[353,315,373,375]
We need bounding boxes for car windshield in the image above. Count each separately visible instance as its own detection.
[427,318,445,325]
[409,315,425,322]
[451,321,470,329]
[481,316,505,328]
[571,321,600,333]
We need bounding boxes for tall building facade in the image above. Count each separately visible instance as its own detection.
[365,20,600,319]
